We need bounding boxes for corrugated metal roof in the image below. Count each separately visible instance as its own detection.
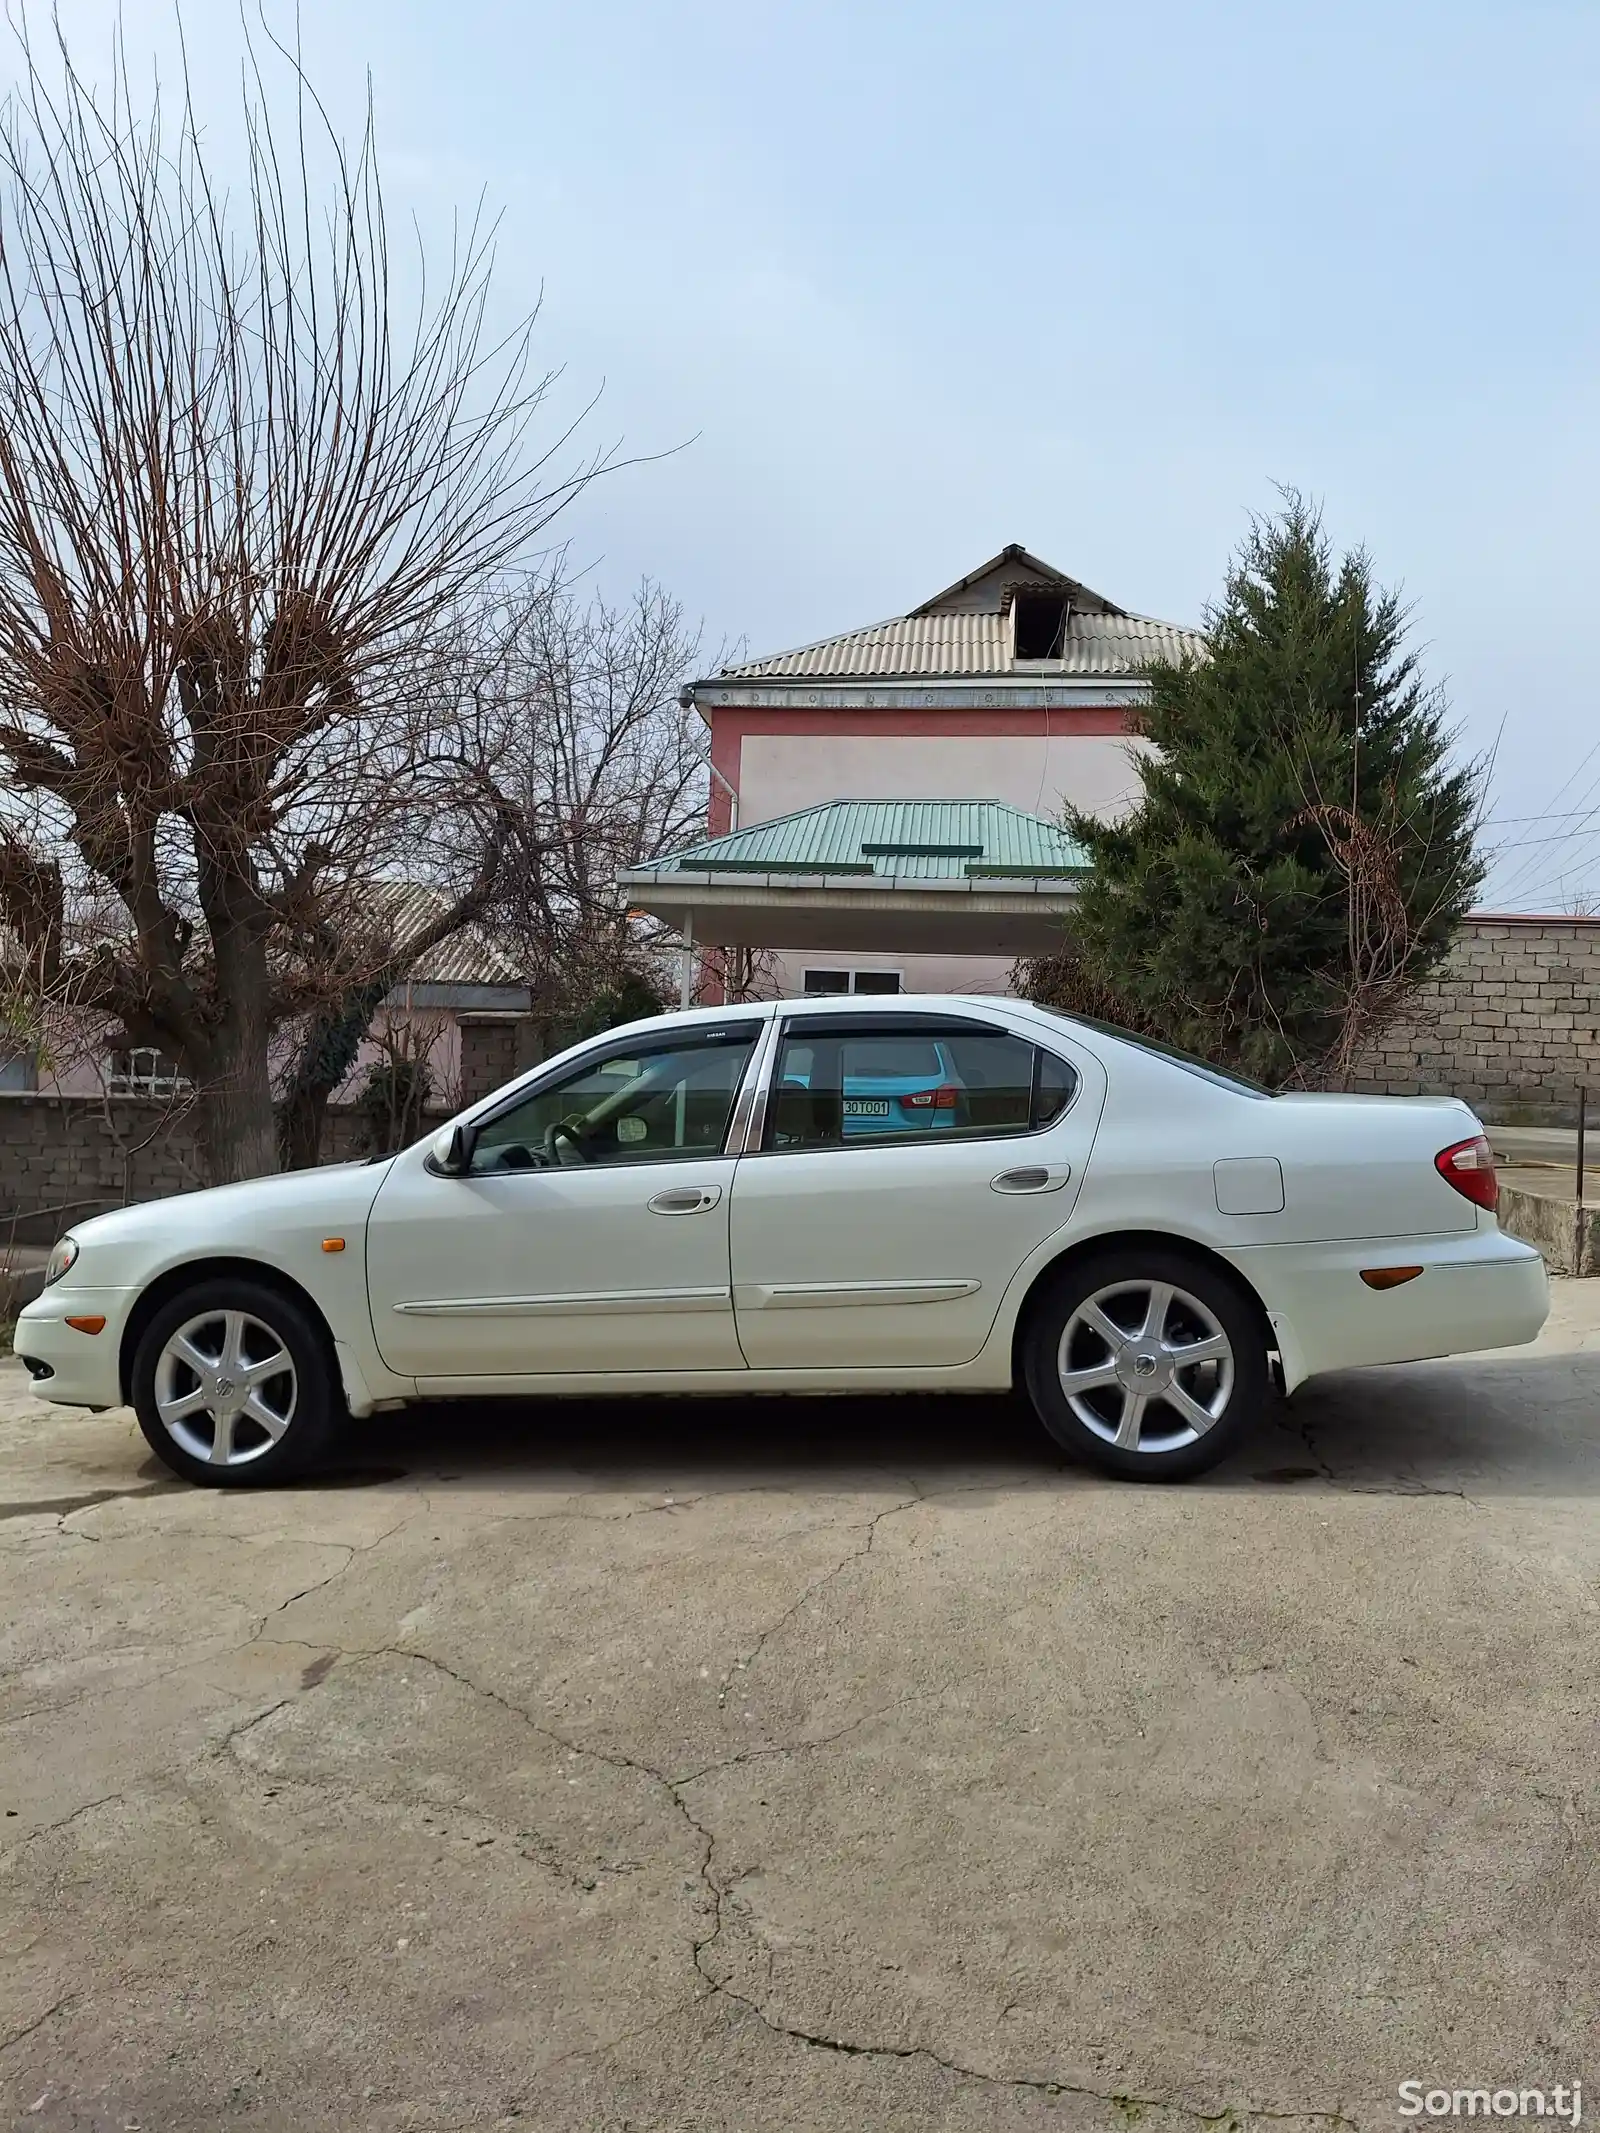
[650,801,1090,881]
[364,880,523,986]
[720,608,1201,681]
[2,882,524,991]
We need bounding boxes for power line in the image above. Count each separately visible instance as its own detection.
[1493,768,1600,903]
[1490,737,1600,903]
[1482,807,1600,826]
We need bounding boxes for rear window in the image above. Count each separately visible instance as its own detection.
[1034,1011,1272,1097]
[843,1039,942,1080]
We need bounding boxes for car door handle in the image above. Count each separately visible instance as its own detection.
[990,1164,1071,1195]
[648,1185,723,1216]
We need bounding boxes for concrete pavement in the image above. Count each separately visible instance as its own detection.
[3,1291,1599,2132]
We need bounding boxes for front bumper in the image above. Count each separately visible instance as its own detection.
[1224,1227,1550,1394]
[12,1287,138,1408]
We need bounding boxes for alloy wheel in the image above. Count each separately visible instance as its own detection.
[1055,1279,1235,1454]
[151,1308,299,1468]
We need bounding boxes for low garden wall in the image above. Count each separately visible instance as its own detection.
[1349,914,1600,1124]
[0,1097,393,1247]
[3,918,1595,1248]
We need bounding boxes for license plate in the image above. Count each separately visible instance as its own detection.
[843,1098,891,1117]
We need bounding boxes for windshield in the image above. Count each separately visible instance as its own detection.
[1032,1010,1273,1098]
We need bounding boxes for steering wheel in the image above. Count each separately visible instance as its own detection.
[543,1119,589,1167]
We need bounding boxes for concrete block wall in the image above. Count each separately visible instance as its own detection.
[1350,915,1600,1122]
[0,1025,559,1246]
[0,1098,373,1245]
[2,923,1594,1242]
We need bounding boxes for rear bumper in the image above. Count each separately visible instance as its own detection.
[1223,1227,1549,1393]
[12,1287,137,1409]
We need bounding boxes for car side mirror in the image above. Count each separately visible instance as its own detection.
[428,1123,474,1176]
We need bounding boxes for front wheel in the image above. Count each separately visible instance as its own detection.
[1021,1248,1267,1481]
[131,1278,346,1487]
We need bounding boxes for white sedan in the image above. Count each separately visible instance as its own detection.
[14,995,1548,1486]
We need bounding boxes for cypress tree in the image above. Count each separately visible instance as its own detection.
[1046,495,1482,1085]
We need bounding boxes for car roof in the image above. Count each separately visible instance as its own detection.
[634,993,1039,1025]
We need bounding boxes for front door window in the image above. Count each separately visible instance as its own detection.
[467,1028,760,1173]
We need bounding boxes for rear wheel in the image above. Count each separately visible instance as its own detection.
[1022,1247,1266,1481]
[131,1278,346,1487]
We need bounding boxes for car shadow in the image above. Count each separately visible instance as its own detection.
[1224,1344,1600,1499]
[322,1343,1600,1502]
[334,1389,1062,1498]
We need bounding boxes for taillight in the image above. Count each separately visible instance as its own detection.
[1435,1134,1498,1212]
[903,1083,961,1111]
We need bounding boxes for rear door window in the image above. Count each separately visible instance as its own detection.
[766,1019,1074,1148]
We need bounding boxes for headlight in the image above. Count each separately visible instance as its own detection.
[45,1236,80,1286]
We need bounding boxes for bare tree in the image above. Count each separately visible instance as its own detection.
[0,13,605,1181]
[476,562,712,1018]
[350,1011,448,1157]
[1294,789,1465,1091]
[717,942,779,1005]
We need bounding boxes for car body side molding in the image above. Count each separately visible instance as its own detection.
[734,1278,981,1311]
[393,1286,731,1317]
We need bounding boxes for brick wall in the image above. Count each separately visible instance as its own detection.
[1351,915,1600,1123]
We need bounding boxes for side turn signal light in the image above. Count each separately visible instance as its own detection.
[64,1314,106,1334]
[321,1238,346,1253]
[1360,1267,1424,1291]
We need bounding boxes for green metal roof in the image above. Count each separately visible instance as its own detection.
[649,800,1091,881]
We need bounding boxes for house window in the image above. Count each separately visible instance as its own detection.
[1013,591,1068,661]
[107,1046,192,1096]
[0,1048,37,1093]
[801,970,902,996]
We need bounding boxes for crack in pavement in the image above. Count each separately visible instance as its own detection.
[687,1812,1355,2128]
[715,1491,922,1710]
[0,1482,182,1523]
[673,1679,966,1788]
[0,1994,75,2060]
[515,1992,716,2082]
[687,1783,1355,2122]
[3,1789,136,1859]
[1285,1410,1472,1502]
[237,1502,426,1646]
[680,1981,1358,2130]
[0,1513,416,1733]
[258,1635,1351,2130]
[10,1505,1357,2127]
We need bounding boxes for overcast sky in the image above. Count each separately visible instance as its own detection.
[48,0,1600,909]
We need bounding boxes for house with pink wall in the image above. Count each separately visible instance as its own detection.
[2,888,529,1105]
[624,544,1202,999]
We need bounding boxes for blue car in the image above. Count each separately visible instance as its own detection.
[781,1036,968,1137]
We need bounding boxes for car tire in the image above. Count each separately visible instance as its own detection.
[1021,1246,1267,1482]
[131,1277,347,1488]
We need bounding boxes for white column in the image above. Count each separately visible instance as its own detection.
[679,910,695,1008]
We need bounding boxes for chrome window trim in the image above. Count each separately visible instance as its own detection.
[726,1015,783,1156]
